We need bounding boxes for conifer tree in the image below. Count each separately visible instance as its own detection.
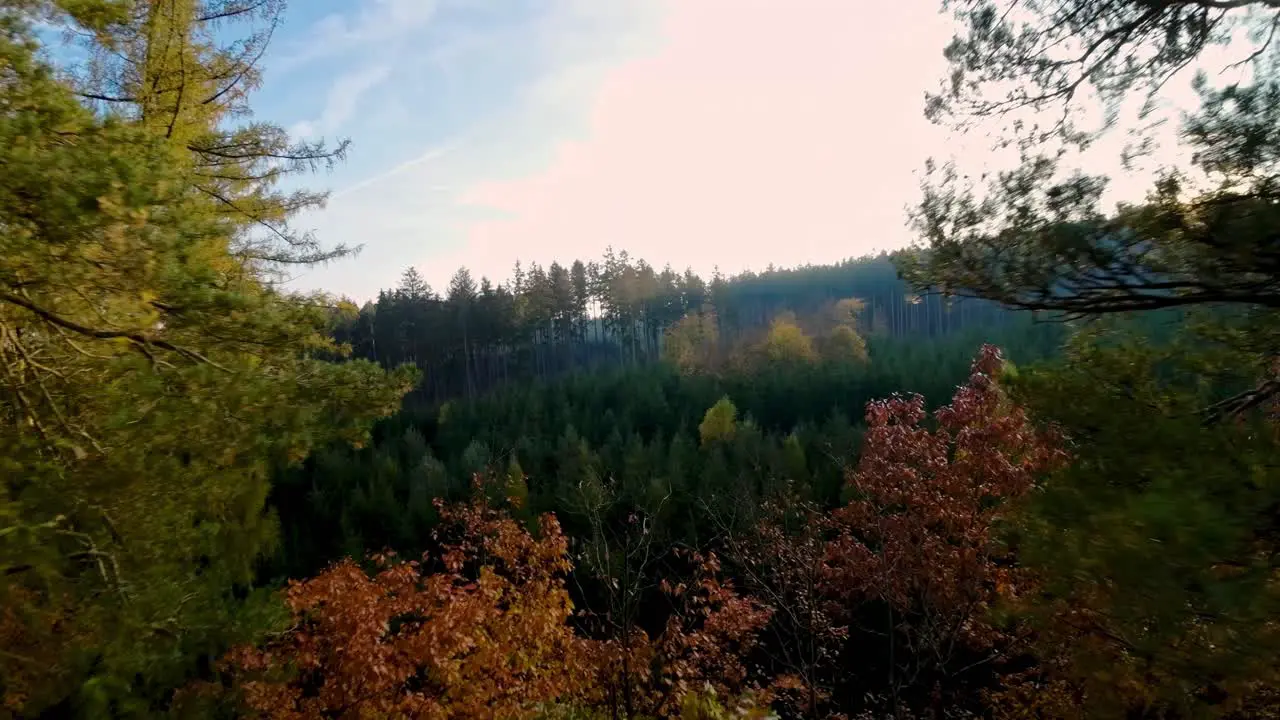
[0,2,414,714]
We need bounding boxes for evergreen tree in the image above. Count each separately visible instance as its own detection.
[0,3,414,714]
[905,0,1280,713]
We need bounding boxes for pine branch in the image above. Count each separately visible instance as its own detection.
[0,291,229,371]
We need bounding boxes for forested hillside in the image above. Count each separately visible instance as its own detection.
[4,1,1280,719]
[331,252,1022,403]
[269,318,1066,582]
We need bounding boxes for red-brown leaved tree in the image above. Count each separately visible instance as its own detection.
[720,490,849,718]
[221,499,592,719]
[824,344,1069,714]
[589,549,773,718]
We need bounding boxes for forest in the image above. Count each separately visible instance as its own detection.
[2,1,1280,719]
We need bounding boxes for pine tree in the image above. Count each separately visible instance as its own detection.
[398,267,431,300]
[0,3,414,714]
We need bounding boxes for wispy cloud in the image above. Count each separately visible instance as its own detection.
[332,141,462,200]
[290,64,392,139]
[275,0,1232,305]
[274,0,441,73]
[285,0,665,300]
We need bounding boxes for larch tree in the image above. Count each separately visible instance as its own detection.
[0,1,414,715]
[699,396,738,447]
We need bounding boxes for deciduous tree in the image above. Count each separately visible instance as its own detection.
[825,345,1068,714]
[222,499,591,719]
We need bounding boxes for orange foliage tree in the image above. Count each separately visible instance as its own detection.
[221,499,591,719]
[215,346,1074,719]
[588,550,773,718]
[652,551,774,715]
[721,493,849,718]
[823,344,1069,711]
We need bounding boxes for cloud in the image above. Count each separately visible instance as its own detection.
[289,0,1011,302]
[290,64,392,140]
[274,0,441,72]
[449,0,957,283]
[284,0,1244,304]
[288,0,666,300]
[332,141,462,200]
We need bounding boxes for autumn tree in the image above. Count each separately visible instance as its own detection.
[587,549,773,719]
[824,345,1068,715]
[647,552,773,718]
[221,499,590,719]
[570,469,673,719]
[663,308,721,376]
[761,314,818,366]
[818,298,869,364]
[699,396,738,447]
[720,492,849,718]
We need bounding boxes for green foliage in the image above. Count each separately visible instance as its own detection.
[336,249,1023,404]
[908,1,1280,713]
[11,0,1278,716]
[270,320,1062,582]
[823,325,869,364]
[0,3,413,715]
[699,396,739,447]
[1007,324,1280,715]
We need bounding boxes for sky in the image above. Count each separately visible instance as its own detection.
[236,0,1247,303]
[245,0,963,302]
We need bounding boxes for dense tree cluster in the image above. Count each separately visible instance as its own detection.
[334,252,1020,403]
[266,320,1064,582]
[203,347,1068,719]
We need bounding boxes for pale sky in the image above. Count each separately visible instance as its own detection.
[244,0,959,301]
[250,0,1234,302]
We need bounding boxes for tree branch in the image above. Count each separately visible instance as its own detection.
[197,0,272,23]
[0,291,229,371]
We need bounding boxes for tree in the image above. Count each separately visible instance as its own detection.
[720,493,848,718]
[0,3,414,714]
[822,326,869,364]
[905,0,1280,415]
[586,548,773,719]
[70,0,355,268]
[699,396,738,447]
[999,325,1280,716]
[904,1,1280,712]
[824,345,1068,714]
[399,267,432,300]
[219,500,591,719]
[448,267,478,399]
[761,315,817,366]
[571,260,591,344]
[663,309,721,376]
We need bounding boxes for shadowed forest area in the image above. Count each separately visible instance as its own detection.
[3,1,1280,719]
